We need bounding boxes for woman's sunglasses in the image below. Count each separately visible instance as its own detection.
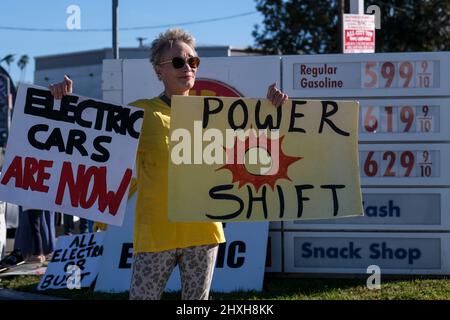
[158,56,200,69]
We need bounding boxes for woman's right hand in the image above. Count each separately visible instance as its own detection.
[48,75,73,100]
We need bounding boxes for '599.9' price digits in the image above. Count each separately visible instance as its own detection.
[362,60,434,89]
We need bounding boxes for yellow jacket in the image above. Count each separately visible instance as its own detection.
[129,97,225,253]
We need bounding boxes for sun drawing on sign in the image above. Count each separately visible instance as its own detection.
[216,132,302,192]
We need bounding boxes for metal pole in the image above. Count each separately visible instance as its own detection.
[350,0,364,14]
[338,0,346,53]
[112,0,119,59]
[137,37,147,48]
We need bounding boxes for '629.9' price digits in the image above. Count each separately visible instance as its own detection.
[362,60,434,89]
[360,150,438,178]
[361,104,438,133]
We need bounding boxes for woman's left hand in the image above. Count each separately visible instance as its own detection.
[266,82,288,108]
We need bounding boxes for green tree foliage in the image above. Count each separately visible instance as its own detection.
[252,0,340,54]
[376,0,450,52]
[252,0,450,54]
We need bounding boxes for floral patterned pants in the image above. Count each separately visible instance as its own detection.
[129,244,219,300]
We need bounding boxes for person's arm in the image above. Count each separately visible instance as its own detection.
[266,82,288,108]
[48,75,73,99]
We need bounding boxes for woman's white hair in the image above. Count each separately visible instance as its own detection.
[149,28,197,67]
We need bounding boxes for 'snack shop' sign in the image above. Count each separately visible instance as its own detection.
[168,96,363,222]
[0,84,143,226]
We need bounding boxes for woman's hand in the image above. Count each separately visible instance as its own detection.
[266,82,288,108]
[48,75,73,100]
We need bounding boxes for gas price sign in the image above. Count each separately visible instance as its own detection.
[357,98,450,142]
[359,144,450,186]
[283,52,450,98]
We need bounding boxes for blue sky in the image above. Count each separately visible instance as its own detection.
[0,0,264,84]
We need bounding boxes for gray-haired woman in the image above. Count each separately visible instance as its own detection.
[50,28,288,300]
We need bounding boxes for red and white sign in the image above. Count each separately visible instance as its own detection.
[343,14,375,53]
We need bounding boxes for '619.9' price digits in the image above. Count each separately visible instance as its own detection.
[361,104,438,133]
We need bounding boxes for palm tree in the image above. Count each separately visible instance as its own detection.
[17,54,29,83]
[0,54,16,73]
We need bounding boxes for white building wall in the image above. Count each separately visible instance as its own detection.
[34,65,103,99]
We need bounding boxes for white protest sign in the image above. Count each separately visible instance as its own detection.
[0,84,144,226]
[94,193,137,293]
[166,221,269,293]
[38,232,105,290]
[94,193,269,293]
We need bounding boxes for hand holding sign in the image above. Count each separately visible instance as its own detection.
[266,82,288,108]
[49,75,73,100]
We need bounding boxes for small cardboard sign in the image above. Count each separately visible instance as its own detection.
[37,232,105,290]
